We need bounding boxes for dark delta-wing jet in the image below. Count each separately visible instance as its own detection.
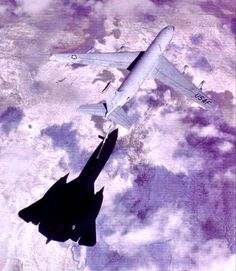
[18,129,118,246]
[50,26,217,130]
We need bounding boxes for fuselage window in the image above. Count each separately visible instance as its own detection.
[71,55,77,60]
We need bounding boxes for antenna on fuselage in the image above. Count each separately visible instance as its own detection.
[118,45,125,52]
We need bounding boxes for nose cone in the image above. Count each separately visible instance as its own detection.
[165,25,175,41]
[165,25,175,32]
[159,25,175,40]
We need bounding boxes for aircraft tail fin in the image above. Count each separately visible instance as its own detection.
[78,103,133,130]
[105,85,118,112]
[108,107,133,130]
[78,103,107,117]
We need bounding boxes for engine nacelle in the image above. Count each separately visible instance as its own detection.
[182,65,189,74]
[118,45,125,52]
[198,80,205,90]
[87,47,94,53]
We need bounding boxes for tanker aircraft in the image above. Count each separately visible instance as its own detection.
[50,26,216,129]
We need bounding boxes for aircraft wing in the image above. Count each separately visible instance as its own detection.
[50,51,141,69]
[18,199,44,225]
[150,55,217,110]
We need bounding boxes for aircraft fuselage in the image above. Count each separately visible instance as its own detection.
[50,25,216,129]
[18,129,118,246]
[107,26,175,116]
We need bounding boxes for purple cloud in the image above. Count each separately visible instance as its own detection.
[151,0,175,5]
[0,0,234,270]
[199,1,235,35]
[41,122,88,171]
[80,101,235,270]
[92,70,116,84]
[192,56,213,72]
[230,17,236,35]
[0,106,24,134]
[190,33,204,45]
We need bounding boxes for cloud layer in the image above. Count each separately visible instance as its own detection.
[0,0,235,271]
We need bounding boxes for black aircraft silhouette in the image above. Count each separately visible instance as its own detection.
[18,129,118,246]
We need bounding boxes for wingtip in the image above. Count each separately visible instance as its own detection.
[18,209,31,223]
[76,105,87,113]
[18,210,23,219]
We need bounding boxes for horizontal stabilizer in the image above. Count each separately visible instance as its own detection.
[105,86,118,112]
[78,103,107,117]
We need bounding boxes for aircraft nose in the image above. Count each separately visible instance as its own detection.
[163,25,175,34]
[168,25,175,31]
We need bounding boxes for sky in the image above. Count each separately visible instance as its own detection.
[0,0,235,271]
